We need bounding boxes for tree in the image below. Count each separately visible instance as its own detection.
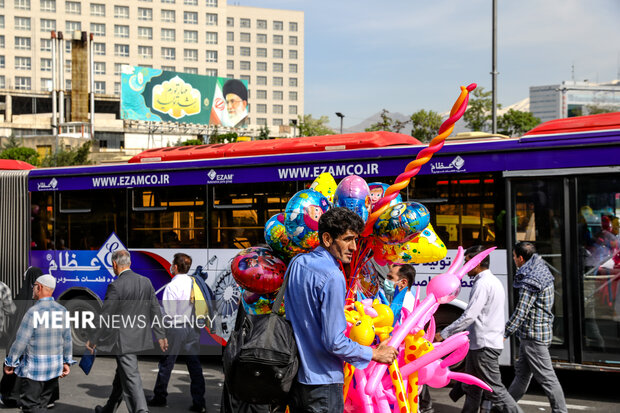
[0,147,40,165]
[463,87,495,132]
[410,109,443,143]
[257,126,271,140]
[497,109,541,136]
[1,135,21,150]
[585,105,617,115]
[40,140,92,167]
[366,109,394,132]
[297,114,335,137]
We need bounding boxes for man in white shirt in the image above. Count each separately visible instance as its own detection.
[148,253,206,413]
[436,245,522,413]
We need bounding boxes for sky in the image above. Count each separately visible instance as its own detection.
[233,0,620,129]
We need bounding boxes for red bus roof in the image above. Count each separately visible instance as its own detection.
[524,112,620,136]
[0,159,35,170]
[128,131,421,163]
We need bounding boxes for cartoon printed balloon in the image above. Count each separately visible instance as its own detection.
[373,202,430,244]
[231,246,287,295]
[334,175,371,222]
[368,182,403,207]
[284,189,331,249]
[264,213,308,260]
[357,260,379,297]
[310,172,337,204]
[240,289,284,315]
[377,224,447,265]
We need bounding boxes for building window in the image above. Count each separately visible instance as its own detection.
[15,36,31,50]
[240,61,250,70]
[240,46,250,56]
[289,22,298,32]
[0,16,5,29]
[226,17,233,27]
[273,20,283,30]
[65,41,71,54]
[257,19,266,29]
[114,5,128,19]
[289,36,298,46]
[66,20,80,31]
[184,30,198,43]
[114,82,121,96]
[161,65,175,72]
[65,1,80,14]
[114,44,129,57]
[90,3,104,16]
[0,76,4,89]
[41,57,53,71]
[273,63,283,72]
[94,42,105,56]
[240,18,250,28]
[161,0,174,3]
[255,47,266,58]
[15,0,30,10]
[205,31,217,44]
[138,7,152,21]
[289,91,298,101]
[289,105,297,115]
[94,81,105,94]
[289,49,298,59]
[273,91,283,100]
[138,27,153,40]
[40,38,51,52]
[273,77,283,86]
[257,33,267,44]
[205,13,217,26]
[15,76,31,90]
[138,46,153,59]
[162,47,175,60]
[289,64,298,73]
[15,56,31,70]
[93,61,105,75]
[226,60,233,70]
[273,118,283,126]
[184,11,197,24]
[0,56,5,69]
[240,32,250,42]
[184,67,197,74]
[161,10,175,23]
[40,19,55,32]
[256,104,266,113]
[114,25,129,38]
[256,90,266,99]
[161,28,175,42]
[90,23,105,36]
[273,35,283,45]
[184,48,198,61]
[257,76,267,85]
[256,117,267,126]
[256,62,266,72]
[226,31,233,41]
[240,75,250,84]
[114,63,123,75]
[41,0,55,12]
[15,16,31,30]
[65,58,71,72]
[205,68,217,77]
[289,77,297,87]
[273,49,283,58]
[226,45,233,56]
[41,77,52,91]
[205,0,217,7]
[184,0,197,4]
[205,50,217,62]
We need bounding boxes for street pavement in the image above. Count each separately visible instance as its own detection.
[0,355,617,412]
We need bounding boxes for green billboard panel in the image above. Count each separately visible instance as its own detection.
[120,65,249,127]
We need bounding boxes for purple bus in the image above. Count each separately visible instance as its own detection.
[1,112,619,370]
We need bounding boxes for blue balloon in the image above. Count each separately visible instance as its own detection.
[368,182,403,207]
[284,190,330,249]
[373,202,430,244]
[334,175,370,222]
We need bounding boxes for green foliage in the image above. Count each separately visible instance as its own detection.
[497,109,541,136]
[297,114,335,137]
[463,87,495,132]
[0,146,40,165]
[40,140,92,167]
[1,135,21,150]
[257,126,271,140]
[365,109,410,133]
[410,109,443,143]
[180,139,204,146]
[585,105,617,115]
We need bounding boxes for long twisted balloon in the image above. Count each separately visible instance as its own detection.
[361,83,477,237]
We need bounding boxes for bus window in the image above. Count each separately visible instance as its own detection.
[55,190,127,250]
[31,192,54,250]
[130,186,205,248]
[209,182,298,249]
[408,174,503,249]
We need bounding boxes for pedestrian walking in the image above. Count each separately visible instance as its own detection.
[3,274,74,412]
[86,249,167,413]
[504,242,567,413]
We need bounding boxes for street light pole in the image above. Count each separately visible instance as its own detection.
[491,0,498,133]
[335,112,344,134]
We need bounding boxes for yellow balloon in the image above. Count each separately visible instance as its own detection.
[382,224,447,264]
[310,172,337,204]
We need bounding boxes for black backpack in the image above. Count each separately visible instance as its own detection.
[222,269,298,405]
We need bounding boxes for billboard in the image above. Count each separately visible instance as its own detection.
[120,65,249,128]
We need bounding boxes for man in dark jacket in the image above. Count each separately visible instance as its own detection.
[86,250,167,413]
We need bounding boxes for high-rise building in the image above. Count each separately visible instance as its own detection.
[0,0,304,151]
[530,80,620,123]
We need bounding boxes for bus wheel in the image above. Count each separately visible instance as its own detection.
[61,298,100,355]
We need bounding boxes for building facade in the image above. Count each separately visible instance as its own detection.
[0,0,304,159]
[530,80,620,124]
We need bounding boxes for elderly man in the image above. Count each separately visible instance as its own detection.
[4,274,74,413]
